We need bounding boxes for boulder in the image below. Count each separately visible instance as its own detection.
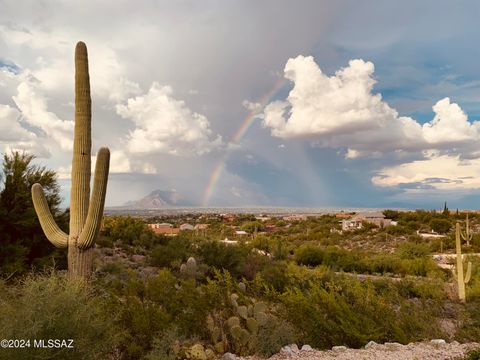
[301,344,313,351]
[221,352,237,360]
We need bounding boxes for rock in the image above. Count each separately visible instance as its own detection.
[289,343,299,353]
[238,282,246,292]
[365,341,378,349]
[205,348,215,359]
[280,345,294,357]
[131,254,146,263]
[301,344,313,351]
[431,339,446,346]
[221,353,237,360]
[332,346,347,352]
[385,342,403,350]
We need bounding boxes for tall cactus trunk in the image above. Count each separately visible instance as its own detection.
[31,41,110,279]
[68,246,94,278]
[69,41,93,277]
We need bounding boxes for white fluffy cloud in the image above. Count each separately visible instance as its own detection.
[372,153,480,190]
[261,55,480,192]
[262,56,480,158]
[117,82,222,156]
[13,77,74,151]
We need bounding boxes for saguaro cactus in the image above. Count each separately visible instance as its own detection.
[31,42,110,278]
[461,213,473,247]
[454,222,472,302]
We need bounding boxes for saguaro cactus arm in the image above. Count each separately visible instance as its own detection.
[465,261,472,284]
[31,183,68,248]
[78,147,110,249]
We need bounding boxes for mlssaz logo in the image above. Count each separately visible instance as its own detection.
[34,339,74,348]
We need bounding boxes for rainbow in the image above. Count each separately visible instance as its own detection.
[201,77,288,206]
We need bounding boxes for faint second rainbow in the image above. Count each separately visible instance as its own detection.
[201,77,288,206]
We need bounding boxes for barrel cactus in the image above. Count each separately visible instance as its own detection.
[31,41,110,278]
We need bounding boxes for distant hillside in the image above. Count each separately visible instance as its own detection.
[121,189,192,209]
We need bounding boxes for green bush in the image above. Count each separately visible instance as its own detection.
[0,274,121,360]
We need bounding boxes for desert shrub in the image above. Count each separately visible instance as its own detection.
[144,327,185,360]
[279,276,444,349]
[295,244,324,266]
[259,261,289,292]
[0,274,121,360]
[397,242,430,259]
[464,348,480,360]
[197,241,249,278]
[102,216,156,245]
[430,218,452,234]
[253,316,298,357]
[149,237,192,268]
[96,235,114,248]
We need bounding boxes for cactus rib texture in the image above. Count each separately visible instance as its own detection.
[31,41,110,277]
[31,184,68,248]
[454,222,472,302]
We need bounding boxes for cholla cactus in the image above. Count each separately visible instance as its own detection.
[454,222,472,302]
[461,213,473,247]
[31,42,110,278]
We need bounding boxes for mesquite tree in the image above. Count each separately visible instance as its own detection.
[32,42,110,278]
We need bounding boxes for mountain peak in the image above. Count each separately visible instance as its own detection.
[123,189,191,209]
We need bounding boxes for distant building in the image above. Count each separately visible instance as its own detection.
[341,219,363,231]
[221,213,236,222]
[194,223,209,230]
[235,230,248,236]
[255,216,271,222]
[180,223,194,231]
[352,212,392,228]
[283,214,307,222]
[148,223,179,236]
[335,212,352,219]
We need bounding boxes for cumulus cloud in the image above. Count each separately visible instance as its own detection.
[13,77,74,151]
[372,153,480,191]
[117,82,222,156]
[262,56,480,158]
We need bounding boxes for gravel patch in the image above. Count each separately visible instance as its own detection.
[236,341,480,360]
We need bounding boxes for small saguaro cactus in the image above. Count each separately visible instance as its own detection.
[454,222,472,302]
[31,42,110,278]
[461,213,473,247]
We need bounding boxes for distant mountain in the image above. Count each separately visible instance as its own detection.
[121,189,192,209]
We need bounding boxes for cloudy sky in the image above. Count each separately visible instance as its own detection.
[2,1,480,209]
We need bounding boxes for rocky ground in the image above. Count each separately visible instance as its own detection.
[223,340,480,360]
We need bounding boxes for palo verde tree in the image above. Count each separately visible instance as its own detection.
[0,151,65,275]
[32,42,110,278]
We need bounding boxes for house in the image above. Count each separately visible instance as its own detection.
[283,214,307,222]
[335,212,352,219]
[341,219,363,231]
[255,216,271,222]
[352,212,392,228]
[194,223,209,230]
[148,223,180,236]
[235,230,248,236]
[180,223,194,231]
[221,213,236,222]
